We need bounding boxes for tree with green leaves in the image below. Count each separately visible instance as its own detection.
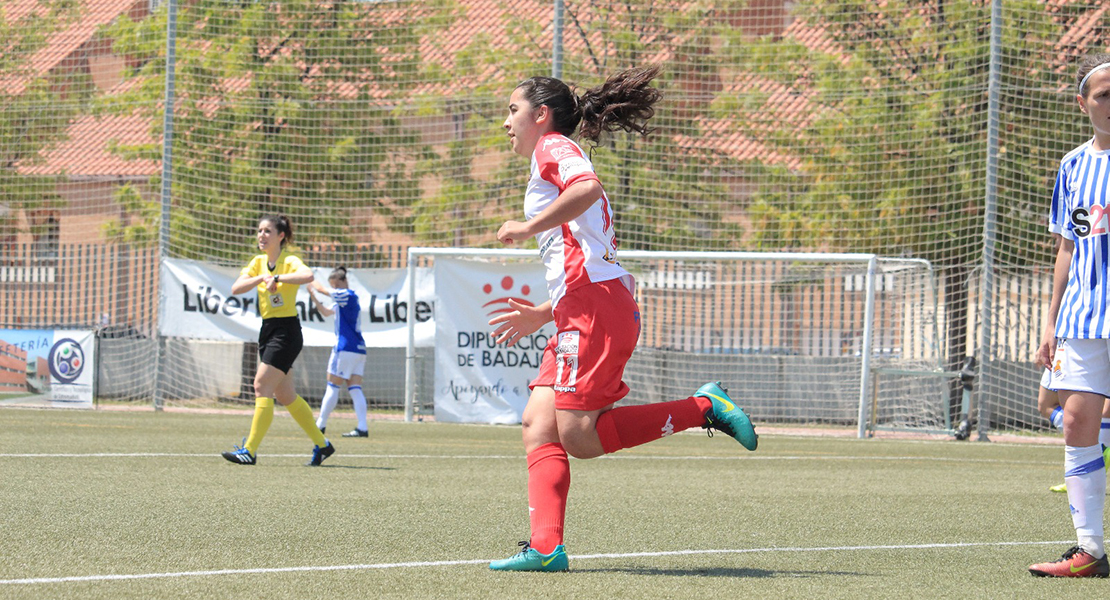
[0,0,83,245]
[722,0,1087,409]
[102,0,461,264]
[552,0,747,251]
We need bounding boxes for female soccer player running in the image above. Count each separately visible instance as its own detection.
[487,66,757,572]
[1029,54,1110,578]
[308,266,370,438]
[221,215,336,467]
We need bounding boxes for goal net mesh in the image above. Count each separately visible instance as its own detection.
[410,251,943,431]
[0,0,1098,433]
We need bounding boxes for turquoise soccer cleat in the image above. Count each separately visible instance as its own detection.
[696,381,758,451]
[489,542,569,572]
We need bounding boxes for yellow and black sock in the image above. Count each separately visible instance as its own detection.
[244,397,275,454]
[286,395,327,447]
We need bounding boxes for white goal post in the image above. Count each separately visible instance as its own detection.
[404,248,950,437]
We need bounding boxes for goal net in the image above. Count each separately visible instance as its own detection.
[3,0,1097,434]
[406,249,946,435]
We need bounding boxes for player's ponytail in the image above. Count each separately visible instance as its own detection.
[577,65,662,144]
[260,214,293,247]
[515,65,662,145]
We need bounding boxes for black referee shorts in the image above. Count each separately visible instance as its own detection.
[258,316,303,373]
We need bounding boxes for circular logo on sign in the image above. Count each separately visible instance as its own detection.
[49,338,85,384]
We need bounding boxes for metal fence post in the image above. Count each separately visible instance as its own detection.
[153,0,178,411]
[977,0,1003,439]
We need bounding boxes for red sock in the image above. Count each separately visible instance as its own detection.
[595,396,712,454]
[527,443,570,554]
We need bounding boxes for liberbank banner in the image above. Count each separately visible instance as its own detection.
[159,258,435,347]
[0,329,96,409]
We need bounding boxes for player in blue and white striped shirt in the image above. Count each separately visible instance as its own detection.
[309,266,370,438]
[1031,53,1110,578]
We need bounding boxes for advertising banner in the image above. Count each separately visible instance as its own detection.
[159,258,434,347]
[0,329,96,409]
[433,258,553,424]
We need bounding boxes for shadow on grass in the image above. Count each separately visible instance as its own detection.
[572,566,868,578]
[316,465,397,471]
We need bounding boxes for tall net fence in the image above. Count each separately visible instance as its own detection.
[0,0,1101,433]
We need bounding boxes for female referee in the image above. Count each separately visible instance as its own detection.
[1029,53,1110,578]
[221,214,336,467]
[486,65,757,572]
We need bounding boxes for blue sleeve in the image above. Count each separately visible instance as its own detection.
[1050,161,1070,239]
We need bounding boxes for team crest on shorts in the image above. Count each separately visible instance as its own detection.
[554,330,580,393]
[556,331,579,354]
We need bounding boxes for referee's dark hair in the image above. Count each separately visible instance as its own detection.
[260,214,293,246]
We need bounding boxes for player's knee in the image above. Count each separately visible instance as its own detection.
[558,432,602,460]
[1036,388,1058,419]
[521,417,559,451]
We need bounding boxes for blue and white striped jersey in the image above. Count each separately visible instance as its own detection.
[1051,140,1110,339]
[330,288,366,354]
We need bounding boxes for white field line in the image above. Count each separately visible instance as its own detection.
[0,452,1058,466]
[0,540,1071,586]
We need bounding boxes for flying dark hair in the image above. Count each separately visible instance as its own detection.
[1077,53,1110,96]
[259,214,293,246]
[515,65,663,144]
[329,266,348,281]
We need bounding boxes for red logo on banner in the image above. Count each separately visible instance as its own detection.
[481,276,535,318]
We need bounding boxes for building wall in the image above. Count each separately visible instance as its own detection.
[0,338,30,392]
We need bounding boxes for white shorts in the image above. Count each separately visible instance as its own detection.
[1040,367,1053,390]
[1050,338,1110,398]
[327,350,366,380]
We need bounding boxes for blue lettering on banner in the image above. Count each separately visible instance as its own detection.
[0,336,51,355]
[456,331,549,351]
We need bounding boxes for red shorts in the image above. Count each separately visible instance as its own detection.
[530,278,641,411]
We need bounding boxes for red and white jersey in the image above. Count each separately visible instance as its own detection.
[525,132,632,307]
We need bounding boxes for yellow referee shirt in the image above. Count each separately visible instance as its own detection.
[241,251,307,319]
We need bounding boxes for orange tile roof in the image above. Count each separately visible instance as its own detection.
[18,0,1110,179]
[17,108,159,178]
[1,0,145,95]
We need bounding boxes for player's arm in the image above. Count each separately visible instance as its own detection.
[498,179,603,245]
[1036,235,1071,369]
[309,279,333,295]
[308,284,336,317]
[489,299,553,347]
